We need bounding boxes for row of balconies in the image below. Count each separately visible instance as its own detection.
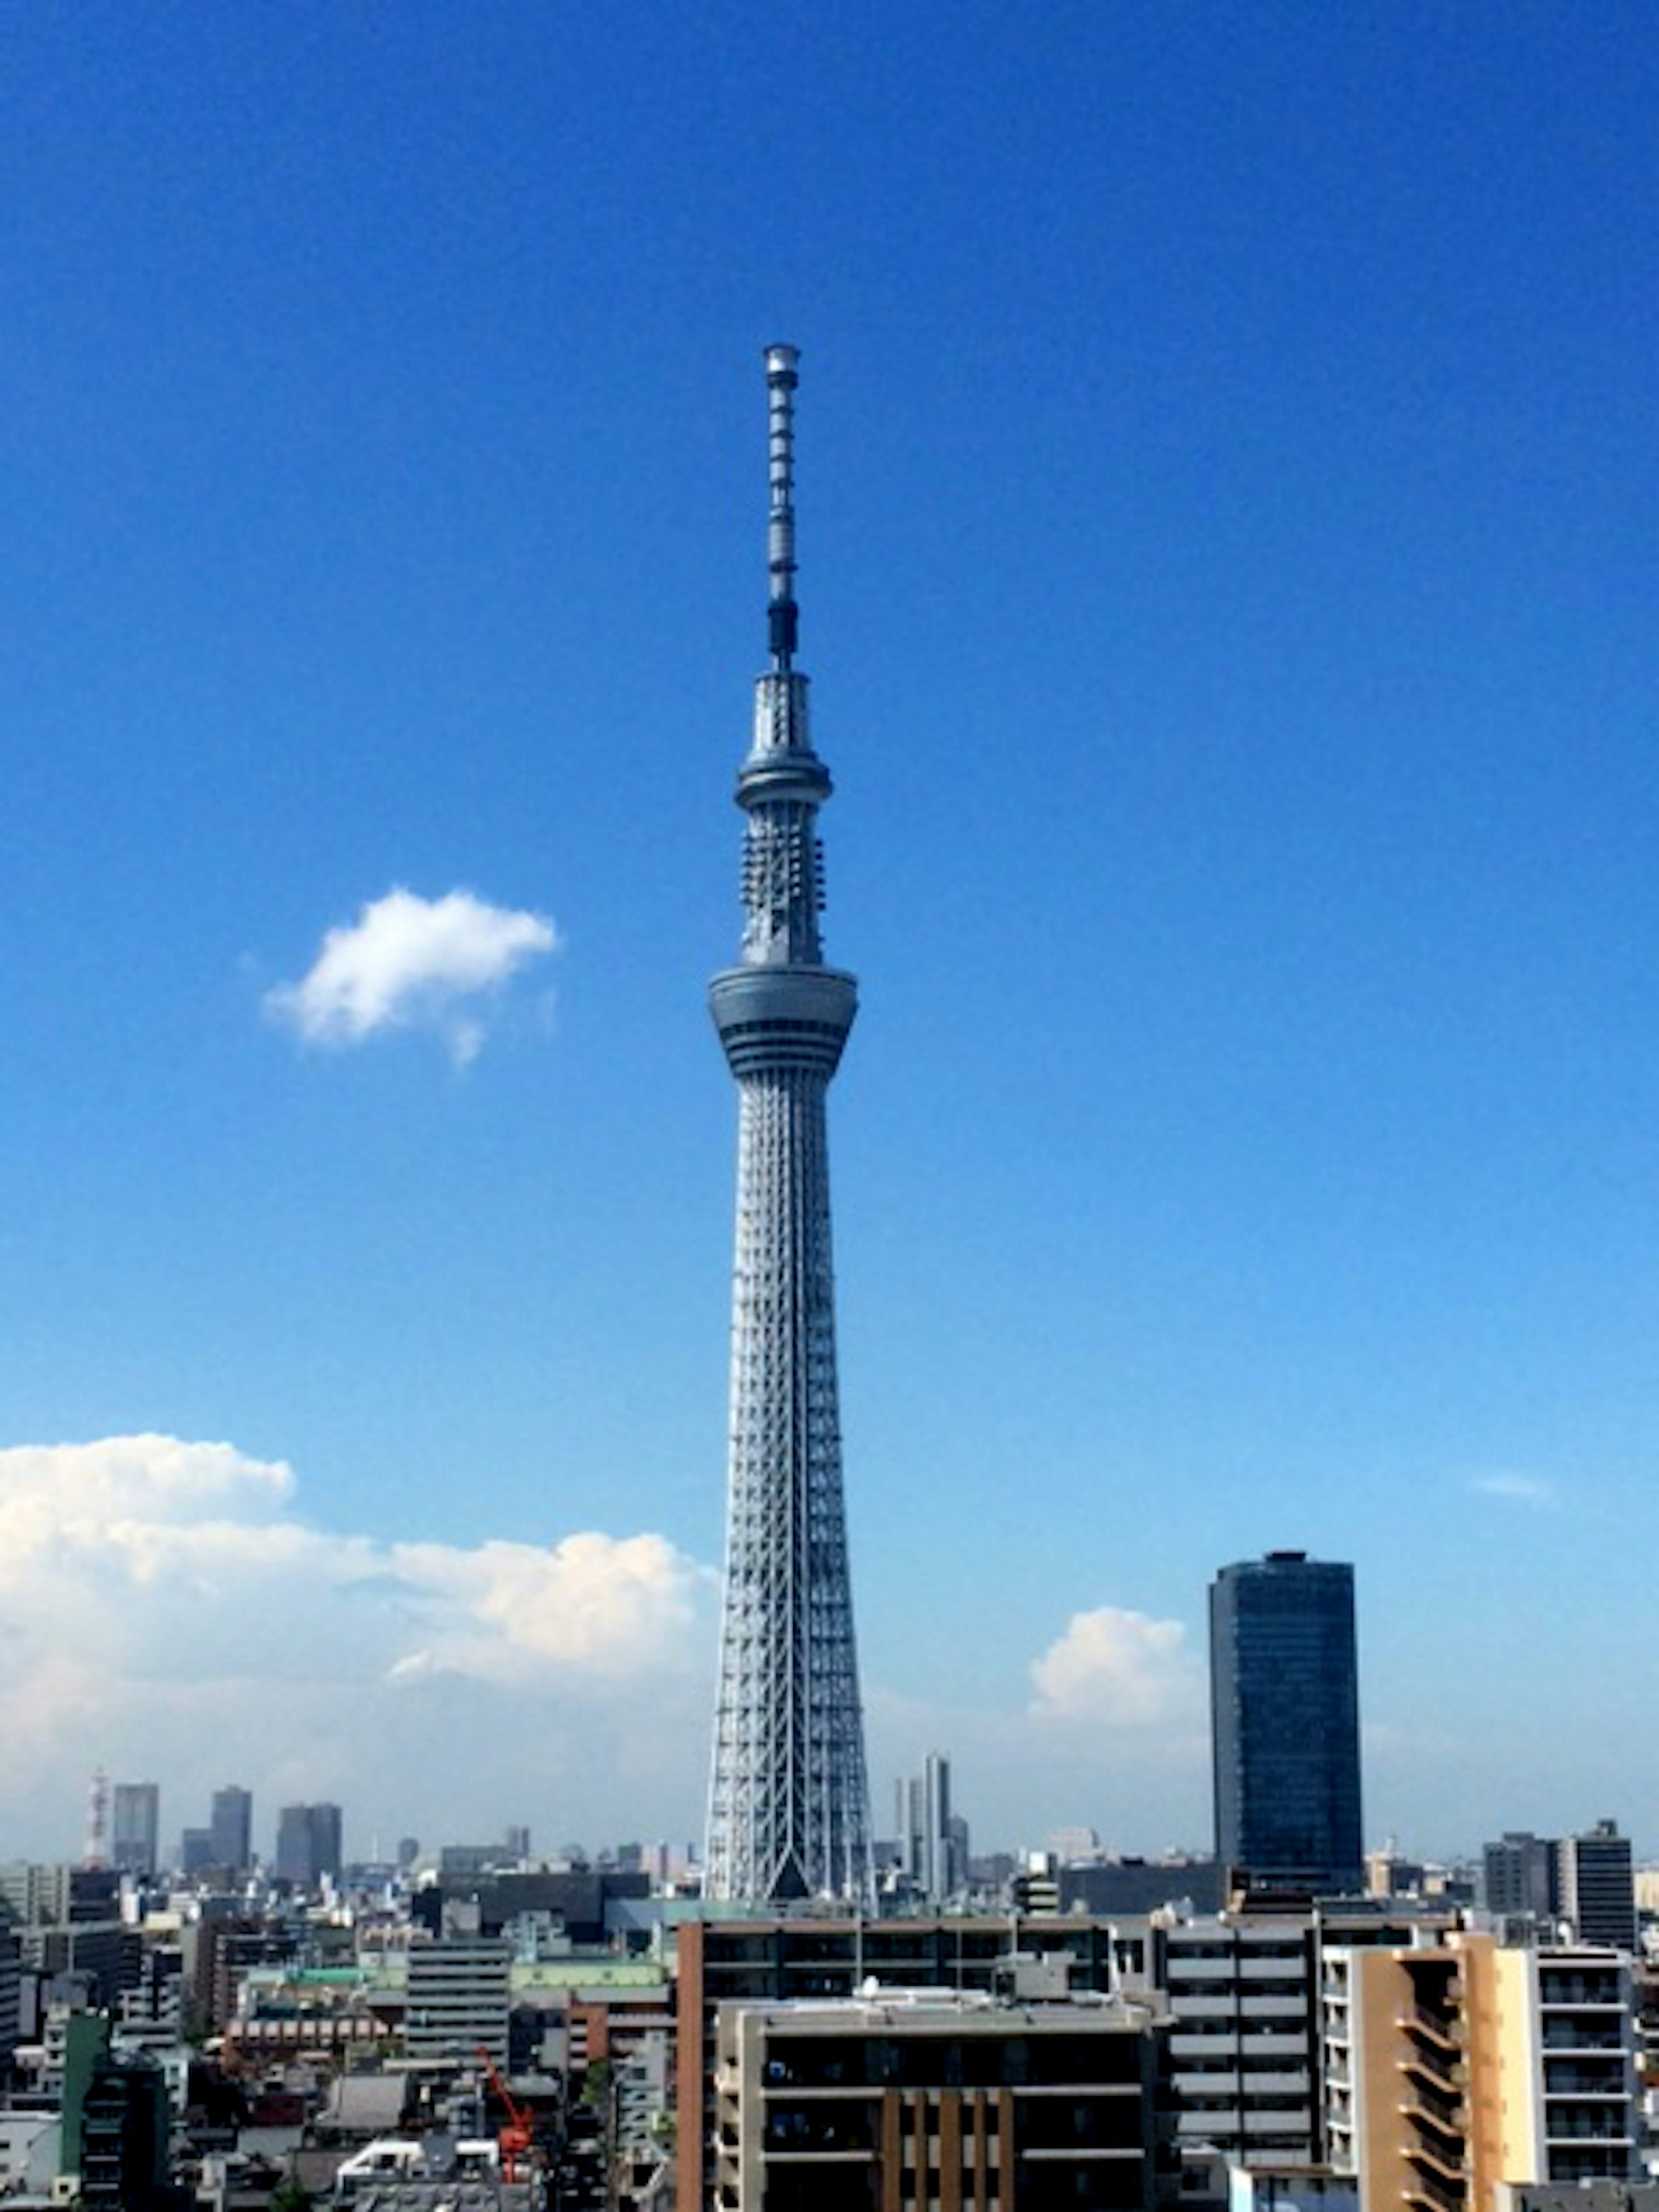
[1171,2070,1311,2097]
[1538,1981,1624,2008]
[1172,1994,1307,2020]
[1169,2032,1309,2056]
[1164,1956,1309,1981]
[1541,2117,1638,2143]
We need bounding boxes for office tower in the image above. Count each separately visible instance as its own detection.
[1556,1818,1636,1951]
[405,1900,511,2069]
[109,1785,159,1878]
[179,1829,212,1877]
[308,1802,343,1883]
[1210,1551,1364,1895]
[896,1755,956,1901]
[1482,1830,1557,1922]
[274,1803,343,1889]
[208,1786,252,1874]
[703,346,872,1907]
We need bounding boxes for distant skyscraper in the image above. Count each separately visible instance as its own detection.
[703,346,872,1907]
[895,1755,956,1902]
[110,1784,159,1877]
[1481,1830,1557,1922]
[1556,1818,1635,1951]
[208,1786,252,1874]
[1210,1551,1363,1895]
[274,1803,343,1888]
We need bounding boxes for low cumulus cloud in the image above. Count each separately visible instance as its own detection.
[0,1437,712,1855]
[265,887,559,1064]
[1029,1605,1206,1731]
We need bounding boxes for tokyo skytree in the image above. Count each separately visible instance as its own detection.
[703,345,874,1907]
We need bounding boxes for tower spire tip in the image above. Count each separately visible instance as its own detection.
[764,345,800,667]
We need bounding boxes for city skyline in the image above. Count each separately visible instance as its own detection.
[0,4,1655,1860]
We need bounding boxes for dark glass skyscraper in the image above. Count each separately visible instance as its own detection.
[1209,1551,1363,1895]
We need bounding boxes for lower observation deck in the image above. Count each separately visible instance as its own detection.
[710,963,857,1076]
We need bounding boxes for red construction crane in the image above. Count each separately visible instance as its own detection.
[476,2046,534,2183]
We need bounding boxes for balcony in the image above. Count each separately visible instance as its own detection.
[1400,2094,1465,2144]
[1398,2009,1463,2054]
[1539,1983,1624,2009]
[1403,2177,1466,2212]
[1399,2051,1466,2095]
[1404,2139,1470,2186]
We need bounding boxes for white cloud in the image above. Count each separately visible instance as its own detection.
[1029,1605,1205,1730]
[265,887,559,1063]
[1469,1471,1558,1507]
[0,1436,712,1858]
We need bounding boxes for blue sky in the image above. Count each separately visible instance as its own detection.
[1,1,1654,1866]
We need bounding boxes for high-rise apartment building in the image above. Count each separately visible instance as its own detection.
[109,1785,159,1878]
[675,1913,1140,2210]
[1157,1915,1322,2166]
[208,1786,252,1875]
[1322,1933,1640,2195]
[715,1990,1173,2212]
[1210,1553,1363,1896]
[703,346,871,1908]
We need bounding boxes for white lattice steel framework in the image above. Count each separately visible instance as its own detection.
[703,346,874,1908]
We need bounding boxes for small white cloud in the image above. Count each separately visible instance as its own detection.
[1470,1471,1558,1507]
[1029,1605,1205,1729]
[265,887,559,1063]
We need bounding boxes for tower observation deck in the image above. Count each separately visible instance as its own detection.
[703,346,874,1907]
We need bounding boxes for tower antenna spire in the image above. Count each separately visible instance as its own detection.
[764,343,800,669]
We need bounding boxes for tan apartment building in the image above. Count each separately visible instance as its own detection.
[1322,1934,1638,2212]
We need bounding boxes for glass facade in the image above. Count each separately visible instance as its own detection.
[1210,1552,1363,1894]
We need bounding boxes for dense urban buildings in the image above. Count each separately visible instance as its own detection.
[703,344,873,1910]
[1209,1553,1364,1896]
